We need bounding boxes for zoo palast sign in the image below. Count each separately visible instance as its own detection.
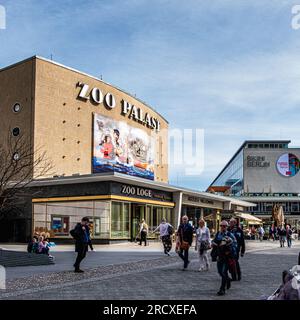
[77,82,161,132]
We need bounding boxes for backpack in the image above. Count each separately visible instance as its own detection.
[167,224,174,235]
[70,228,78,239]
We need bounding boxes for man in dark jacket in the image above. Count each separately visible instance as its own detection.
[72,217,91,273]
[228,218,245,281]
[212,220,236,296]
[277,225,286,247]
[176,215,194,270]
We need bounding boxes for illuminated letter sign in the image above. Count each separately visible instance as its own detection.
[77,83,160,131]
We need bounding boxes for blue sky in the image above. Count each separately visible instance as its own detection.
[1,0,300,190]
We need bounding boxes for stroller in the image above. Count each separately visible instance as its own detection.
[265,265,300,300]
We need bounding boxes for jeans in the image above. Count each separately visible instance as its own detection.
[140,231,147,246]
[236,258,241,280]
[287,238,292,248]
[217,260,230,291]
[74,244,88,270]
[178,248,189,268]
[198,248,210,270]
[279,236,286,247]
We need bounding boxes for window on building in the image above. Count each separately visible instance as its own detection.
[111,202,130,238]
[87,217,101,236]
[291,203,299,212]
[51,216,70,235]
[12,103,21,113]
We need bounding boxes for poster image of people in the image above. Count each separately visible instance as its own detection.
[92,113,155,180]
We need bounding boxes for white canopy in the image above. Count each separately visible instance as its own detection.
[235,213,262,224]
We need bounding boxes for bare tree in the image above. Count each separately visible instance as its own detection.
[0,130,53,216]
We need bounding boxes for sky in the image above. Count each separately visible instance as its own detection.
[1,0,300,190]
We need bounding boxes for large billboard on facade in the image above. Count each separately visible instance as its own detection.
[92,113,155,180]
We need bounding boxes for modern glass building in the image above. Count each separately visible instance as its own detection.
[208,140,300,229]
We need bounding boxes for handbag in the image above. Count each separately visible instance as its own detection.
[180,227,190,250]
[180,241,190,250]
[201,240,211,251]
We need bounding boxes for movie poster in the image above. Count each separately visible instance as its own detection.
[92,113,155,180]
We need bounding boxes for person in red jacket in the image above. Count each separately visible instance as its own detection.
[100,135,114,159]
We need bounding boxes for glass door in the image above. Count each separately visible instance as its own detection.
[131,204,145,241]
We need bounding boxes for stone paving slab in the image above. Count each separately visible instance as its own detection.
[1,240,298,252]
[4,251,165,280]
[5,240,297,280]
[1,242,299,300]
[0,254,183,299]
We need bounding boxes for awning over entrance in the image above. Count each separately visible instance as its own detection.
[235,213,262,224]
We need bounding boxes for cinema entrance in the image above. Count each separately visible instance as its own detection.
[131,203,174,241]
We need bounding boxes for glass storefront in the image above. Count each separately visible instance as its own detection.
[33,200,110,239]
[246,200,300,229]
[111,202,130,238]
[33,199,174,241]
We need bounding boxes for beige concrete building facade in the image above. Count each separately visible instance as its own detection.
[0,56,168,182]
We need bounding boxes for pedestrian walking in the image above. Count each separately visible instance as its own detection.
[212,220,237,296]
[277,225,286,247]
[269,224,276,241]
[228,218,245,281]
[250,226,256,240]
[176,215,193,270]
[286,224,292,248]
[139,219,148,246]
[258,226,265,242]
[152,218,174,255]
[195,219,211,272]
[70,217,91,273]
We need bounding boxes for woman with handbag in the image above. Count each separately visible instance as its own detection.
[195,219,211,271]
[176,215,194,270]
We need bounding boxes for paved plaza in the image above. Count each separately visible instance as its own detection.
[0,240,299,300]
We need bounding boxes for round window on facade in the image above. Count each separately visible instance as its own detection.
[12,127,20,137]
[13,152,20,161]
[12,103,21,113]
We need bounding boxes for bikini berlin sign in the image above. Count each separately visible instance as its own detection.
[77,82,161,132]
